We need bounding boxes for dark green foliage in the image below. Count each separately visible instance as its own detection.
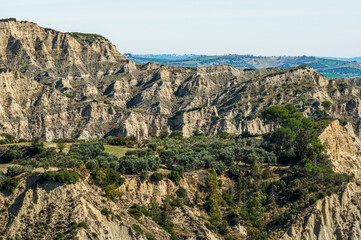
[70,221,87,229]
[145,232,157,240]
[0,147,22,163]
[68,142,104,160]
[132,224,143,235]
[0,177,20,193]
[77,222,87,229]
[55,233,64,240]
[91,168,124,200]
[42,169,80,184]
[159,130,169,139]
[115,214,122,221]
[85,159,99,170]
[176,187,186,198]
[261,106,289,125]
[171,130,183,138]
[0,171,6,182]
[101,208,114,216]
[0,133,15,143]
[106,136,135,146]
[30,137,44,154]
[218,220,229,236]
[118,154,160,174]
[7,166,30,177]
[68,32,109,44]
[192,129,204,137]
[150,172,164,181]
[168,171,181,182]
[0,18,16,22]
[159,149,176,167]
[128,204,148,221]
[91,232,98,238]
[204,169,223,226]
[140,170,149,182]
[0,68,11,74]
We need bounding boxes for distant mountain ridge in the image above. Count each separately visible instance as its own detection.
[127,54,361,78]
[325,56,361,63]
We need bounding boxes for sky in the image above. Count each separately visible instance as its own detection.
[1,0,361,57]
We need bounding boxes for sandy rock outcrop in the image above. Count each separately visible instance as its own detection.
[0,174,168,240]
[282,120,361,240]
[319,120,360,177]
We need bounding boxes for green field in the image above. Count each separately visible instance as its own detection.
[103,145,132,157]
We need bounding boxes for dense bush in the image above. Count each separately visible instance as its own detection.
[106,136,135,146]
[168,171,181,182]
[0,147,22,163]
[7,166,30,177]
[91,168,124,187]
[42,169,80,184]
[150,172,164,182]
[118,154,160,174]
[0,177,20,193]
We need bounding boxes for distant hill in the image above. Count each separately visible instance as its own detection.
[325,57,361,63]
[127,54,361,78]
[124,53,203,61]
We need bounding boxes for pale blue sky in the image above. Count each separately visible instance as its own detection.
[1,0,360,57]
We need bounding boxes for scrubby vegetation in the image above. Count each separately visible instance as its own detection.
[42,169,80,184]
[0,105,350,239]
[68,32,109,45]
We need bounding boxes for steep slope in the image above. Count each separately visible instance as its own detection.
[0,173,169,240]
[282,120,361,240]
[0,170,247,240]
[1,19,361,142]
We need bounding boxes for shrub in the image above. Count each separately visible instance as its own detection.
[309,196,318,204]
[140,170,149,182]
[176,187,187,198]
[168,171,181,182]
[91,232,98,238]
[101,208,114,216]
[85,159,99,170]
[42,169,80,184]
[132,224,143,235]
[150,172,164,182]
[128,204,148,221]
[55,233,64,240]
[0,177,20,193]
[317,192,327,199]
[90,168,124,188]
[145,232,157,240]
[0,149,22,163]
[30,137,44,154]
[159,130,169,139]
[218,220,229,236]
[7,166,30,177]
[0,133,15,143]
[77,222,87,229]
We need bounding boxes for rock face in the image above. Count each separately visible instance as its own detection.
[319,120,361,177]
[0,170,246,240]
[0,172,169,240]
[282,121,361,240]
[282,182,361,240]
[3,20,361,141]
